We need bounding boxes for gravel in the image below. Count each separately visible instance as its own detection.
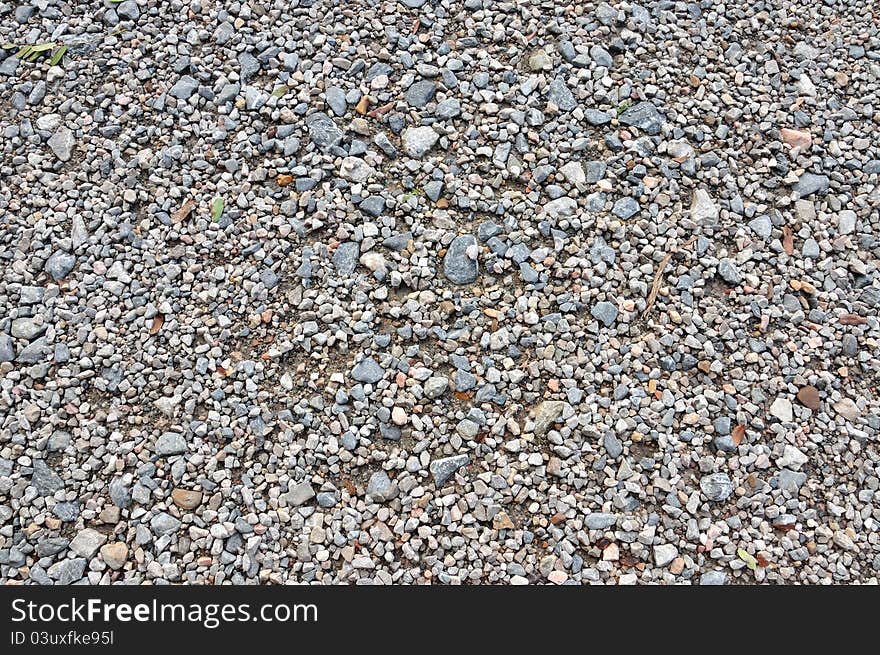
[1,0,877,588]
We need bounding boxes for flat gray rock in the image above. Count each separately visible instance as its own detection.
[443,235,479,284]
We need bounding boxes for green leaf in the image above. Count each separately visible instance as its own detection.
[27,48,43,62]
[1,44,18,50]
[737,548,757,571]
[49,45,68,66]
[31,42,56,52]
[211,197,225,222]
[15,45,32,59]
[270,85,289,98]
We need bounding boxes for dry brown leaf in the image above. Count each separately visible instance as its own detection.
[452,391,472,401]
[782,226,794,255]
[732,424,746,446]
[355,96,370,115]
[839,313,867,325]
[149,314,165,335]
[171,199,195,224]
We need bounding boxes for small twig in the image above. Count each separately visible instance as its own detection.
[643,236,697,317]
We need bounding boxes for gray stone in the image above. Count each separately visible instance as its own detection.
[0,335,15,362]
[717,258,741,285]
[700,472,734,501]
[435,98,461,120]
[333,242,360,276]
[366,470,395,502]
[792,173,829,197]
[534,401,567,436]
[547,75,577,111]
[352,357,384,384]
[238,52,260,81]
[32,460,64,495]
[48,127,75,161]
[155,432,187,456]
[405,80,436,108]
[653,544,678,566]
[591,301,618,327]
[150,511,181,536]
[47,558,87,584]
[699,571,728,585]
[402,126,439,158]
[443,235,479,285]
[285,482,316,507]
[45,250,76,281]
[618,101,665,135]
[169,75,199,100]
[612,197,639,219]
[69,528,107,558]
[424,376,449,399]
[429,455,470,486]
[116,0,140,21]
[776,469,807,494]
[306,112,343,151]
[325,86,347,116]
[583,513,617,530]
[109,477,131,508]
[11,318,46,341]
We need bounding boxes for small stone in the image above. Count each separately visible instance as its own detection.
[169,75,199,100]
[547,75,577,111]
[48,127,75,161]
[156,432,187,456]
[700,571,728,585]
[402,126,439,158]
[306,112,344,151]
[493,512,515,530]
[690,188,719,226]
[618,101,665,134]
[591,301,618,327]
[700,472,734,501]
[533,401,567,436]
[100,542,128,570]
[717,258,741,285]
[584,513,617,530]
[45,251,76,281]
[171,488,203,510]
[769,397,793,422]
[285,482,316,507]
[429,455,470,486]
[70,528,107,558]
[653,544,678,567]
[333,242,360,276]
[352,357,384,384]
[325,86,347,116]
[792,172,829,197]
[366,470,395,502]
[443,235,479,285]
[32,460,64,495]
[150,512,181,536]
[833,398,860,421]
[424,376,449,398]
[796,386,820,410]
[405,80,436,108]
[780,128,812,149]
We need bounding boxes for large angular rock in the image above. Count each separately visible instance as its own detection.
[618,101,665,135]
[443,235,479,285]
[402,126,439,158]
[429,455,470,486]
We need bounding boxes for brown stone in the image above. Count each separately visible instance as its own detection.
[493,511,514,530]
[171,488,203,510]
[796,385,820,410]
[780,128,812,149]
[100,542,128,570]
